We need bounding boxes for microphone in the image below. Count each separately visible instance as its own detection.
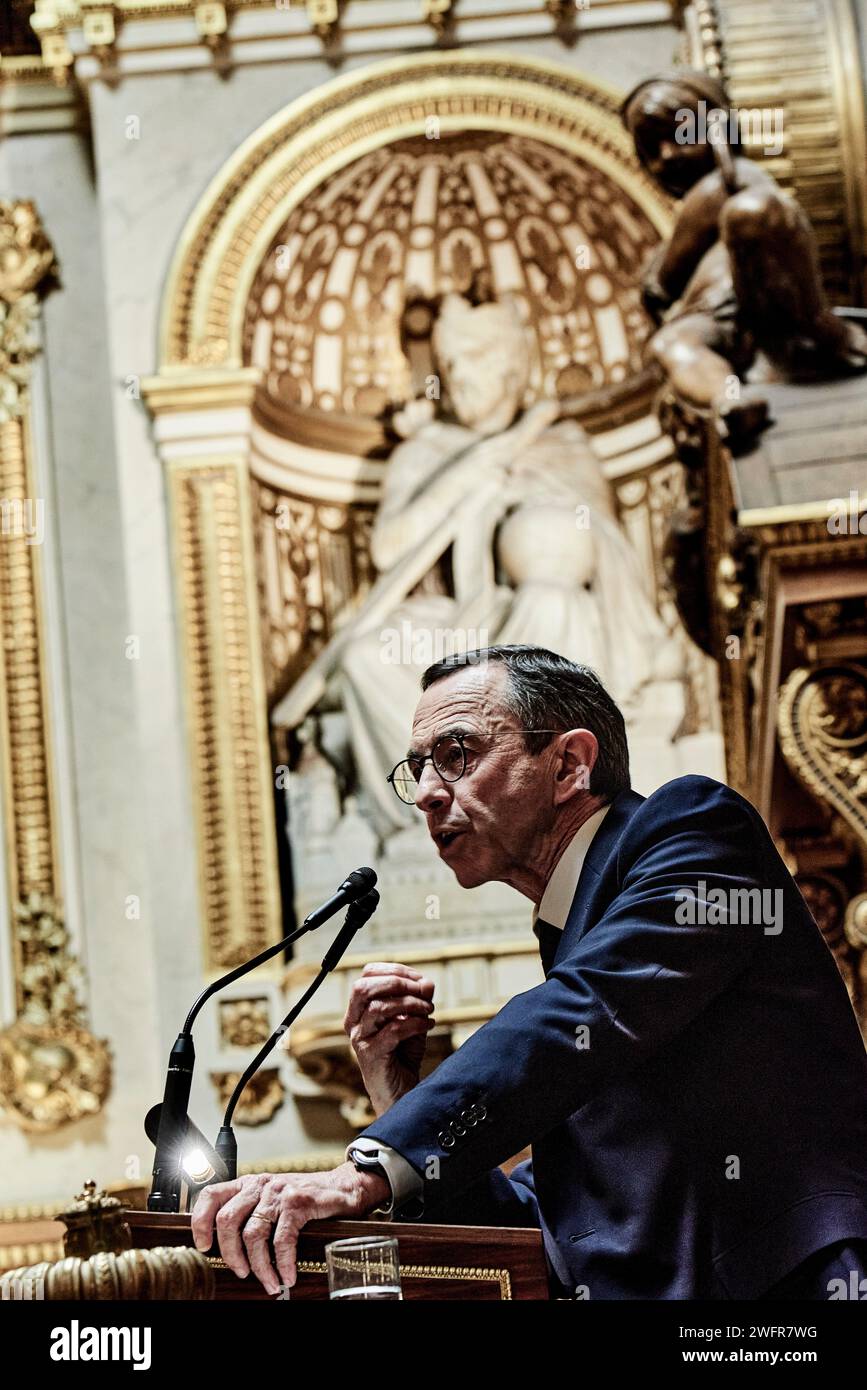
[301,866,377,931]
[146,867,377,1211]
[215,889,380,1180]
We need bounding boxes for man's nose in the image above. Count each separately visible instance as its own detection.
[415,762,453,814]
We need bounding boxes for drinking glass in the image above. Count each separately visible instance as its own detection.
[325,1235,402,1300]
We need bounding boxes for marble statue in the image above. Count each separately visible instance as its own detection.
[621,70,867,448]
[280,292,684,838]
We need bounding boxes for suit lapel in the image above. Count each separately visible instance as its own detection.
[550,788,645,973]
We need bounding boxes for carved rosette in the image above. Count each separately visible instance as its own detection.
[0,202,111,1133]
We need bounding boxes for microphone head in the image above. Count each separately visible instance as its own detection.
[341,866,377,899]
[344,888,380,928]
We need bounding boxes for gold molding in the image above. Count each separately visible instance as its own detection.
[10,3,681,87]
[0,201,111,1131]
[206,1252,513,1297]
[158,51,673,370]
[163,448,283,971]
[290,1257,513,1298]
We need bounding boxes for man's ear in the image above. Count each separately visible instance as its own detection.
[552,729,599,806]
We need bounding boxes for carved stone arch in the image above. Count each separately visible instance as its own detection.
[143,53,688,976]
[157,50,673,370]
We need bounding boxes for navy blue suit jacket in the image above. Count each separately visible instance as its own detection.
[359,775,867,1298]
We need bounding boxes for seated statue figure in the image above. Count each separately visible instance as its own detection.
[279,293,683,839]
[621,70,867,445]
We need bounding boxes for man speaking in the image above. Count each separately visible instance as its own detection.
[192,645,867,1299]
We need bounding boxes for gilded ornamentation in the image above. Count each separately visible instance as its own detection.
[56,1182,131,1259]
[0,202,110,1132]
[165,457,283,970]
[0,201,59,422]
[0,1019,112,1133]
[422,0,453,36]
[0,895,111,1133]
[209,1067,285,1124]
[1,1243,215,1300]
[797,873,860,1004]
[253,482,376,700]
[218,997,271,1048]
[306,0,339,42]
[243,132,659,421]
[159,53,671,370]
[2,1181,214,1298]
[778,665,867,862]
[845,894,867,950]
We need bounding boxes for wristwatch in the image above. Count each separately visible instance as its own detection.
[347,1144,394,1216]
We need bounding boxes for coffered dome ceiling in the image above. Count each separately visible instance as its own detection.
[242,130,659,426]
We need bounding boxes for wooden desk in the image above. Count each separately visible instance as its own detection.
[125,1211,551,1300]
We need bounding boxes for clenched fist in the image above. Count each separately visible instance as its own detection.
[344,962,435,1116]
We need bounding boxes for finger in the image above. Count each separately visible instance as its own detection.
[214,1187,264,1277]
[190,1178,244,1252]
[244,1216,281,1296]
[344,974,433,1029]
[272,1210,302,1291]
[361,962,423,978]
[353,995,434,1040]
[355,1015,434,1058]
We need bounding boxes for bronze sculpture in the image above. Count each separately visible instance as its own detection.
[621,70,867,447]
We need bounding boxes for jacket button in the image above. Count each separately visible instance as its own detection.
[460,1109,477,1127]
[473,1103,487,1121]
[437,1130,456,1150]
[449,1120,466,1137]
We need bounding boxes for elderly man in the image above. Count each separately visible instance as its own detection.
[192,645,867,1299]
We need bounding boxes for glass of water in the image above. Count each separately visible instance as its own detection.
[325,1235,402,1301]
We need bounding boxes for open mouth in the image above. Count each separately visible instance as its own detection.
[434,829,464,850]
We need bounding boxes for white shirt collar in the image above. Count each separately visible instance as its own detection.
[532,804,611,932]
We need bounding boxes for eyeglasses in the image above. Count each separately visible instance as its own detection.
[387,730,565,806]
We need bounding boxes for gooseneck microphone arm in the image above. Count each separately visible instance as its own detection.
[147,867,377,1212]
[183,866,379,1034]
[216,889,380,1179]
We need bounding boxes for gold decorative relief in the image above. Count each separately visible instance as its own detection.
[0,202,111,1132]
[218,996,271,1048]
[1,1182,214,1300]
[253,482,376,701]
[243,131,660,422]
[210,1068,285,1125]
[165,453,283,971]
[778,665,867,863]
[159,52,671,371]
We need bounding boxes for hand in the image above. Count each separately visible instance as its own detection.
[190,1162,390,1295]
[344,962,436,1116]
[392,396,436,438]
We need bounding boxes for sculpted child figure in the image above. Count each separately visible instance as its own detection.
[622,70,867,442]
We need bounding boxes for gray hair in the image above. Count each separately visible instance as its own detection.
[420,644,630,801]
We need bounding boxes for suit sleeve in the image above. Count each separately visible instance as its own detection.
[359,780,762,1218]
